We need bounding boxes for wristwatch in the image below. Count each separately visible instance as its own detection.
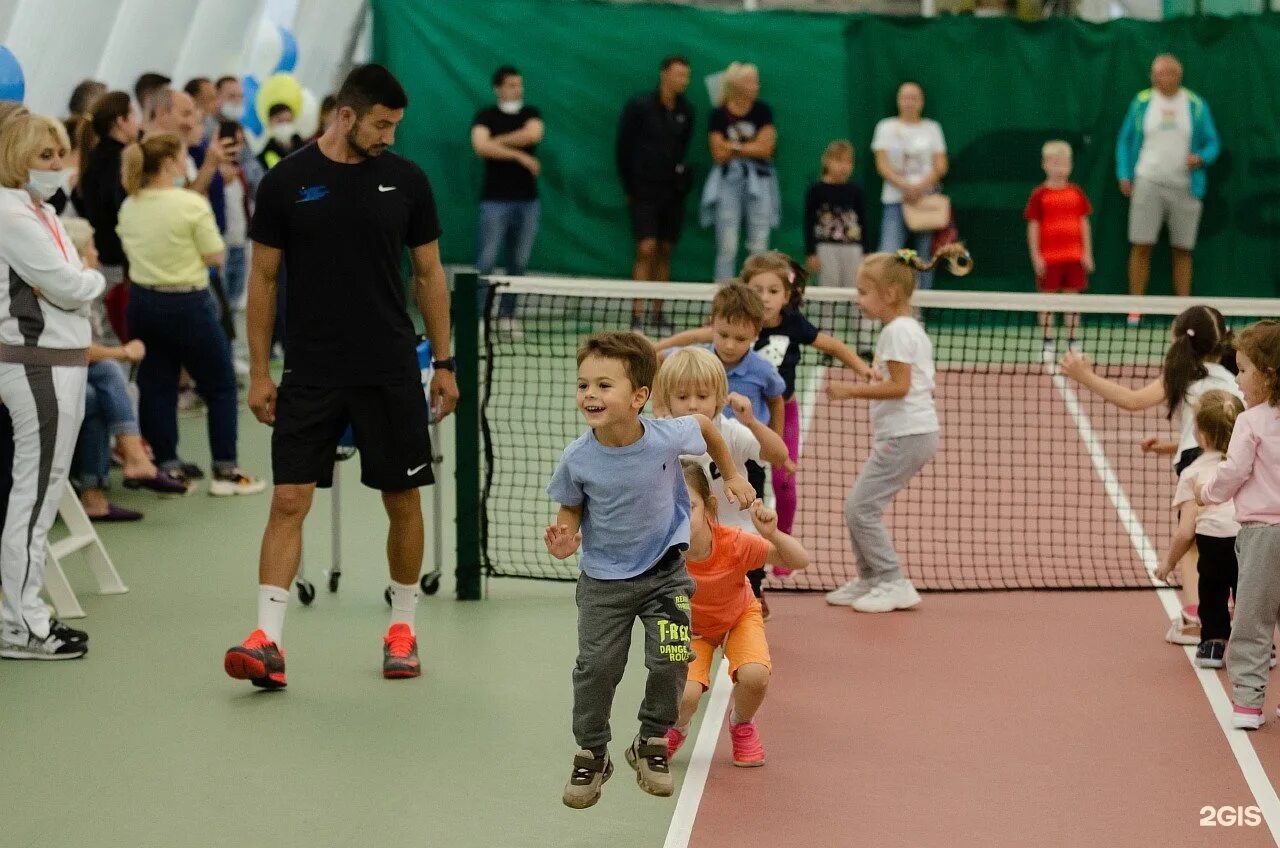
[431,357,457,372]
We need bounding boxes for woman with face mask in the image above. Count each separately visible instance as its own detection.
[116,135,265,497]
[0,113,105,661]
[258,103,305,170]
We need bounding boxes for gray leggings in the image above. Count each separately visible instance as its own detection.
[1228,523,1280,710]
[844,431,939,585]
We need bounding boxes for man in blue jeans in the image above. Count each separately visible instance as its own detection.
[470,65,543,339]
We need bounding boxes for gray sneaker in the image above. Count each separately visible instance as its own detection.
[563,749,612,809]
[824,579,872,606]
[626,736,674,797]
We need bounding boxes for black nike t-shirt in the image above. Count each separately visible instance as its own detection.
[250,143,441,387]
[754,309,819,399]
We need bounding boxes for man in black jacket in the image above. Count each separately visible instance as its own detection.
[616,56,693,333]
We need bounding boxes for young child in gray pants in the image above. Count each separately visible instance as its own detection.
[545,331,755,809]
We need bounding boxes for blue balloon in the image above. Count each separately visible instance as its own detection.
[242,75,262,135]
[0,46,24,102]
[274,27,298,73]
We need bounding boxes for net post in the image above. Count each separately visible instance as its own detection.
[453,271,483,601]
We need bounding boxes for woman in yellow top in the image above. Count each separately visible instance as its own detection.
[116,134,264,495]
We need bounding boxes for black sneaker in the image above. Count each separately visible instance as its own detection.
[177,461,205,480]
[1194,639,1226,669]
[563,749,613,809]
[0,629,88,660]
[49,619,88,644]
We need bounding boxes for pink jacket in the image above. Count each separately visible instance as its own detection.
[1202,403,1280,525]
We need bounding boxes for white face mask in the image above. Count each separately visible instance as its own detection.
[497,99,523,115]
[270,122,297,145]
[220,103,245,122]
[26,168,67,201]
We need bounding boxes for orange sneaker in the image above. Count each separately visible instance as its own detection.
[730,721,765,767]
[382,623,421,679]
[224,629,286,689]
[665,726,688,760]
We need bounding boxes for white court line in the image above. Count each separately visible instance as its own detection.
[664,663,733,848]
[1052,371,1280,846]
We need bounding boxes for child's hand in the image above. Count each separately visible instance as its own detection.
[806,254,821,274]
[1155,557,1176,582]
[544,524,582,560]
[727,392,755,424]
[1082,253,1096,274]
[1059,350,1093,382]
[783,457,798,475]
[722,474,756,509]
[749,500,779,537]
[1140,437,1160,454]
[1032,254,1046,278]
[826,382,857,401]
[122,339,146,363]
[1194,482,1206,507]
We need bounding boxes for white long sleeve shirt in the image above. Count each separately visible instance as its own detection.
[0,187,104,349]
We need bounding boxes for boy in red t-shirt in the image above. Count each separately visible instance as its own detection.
[1025,140,1094,356]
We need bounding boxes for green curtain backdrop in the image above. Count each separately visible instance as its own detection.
[372,1,1280,297]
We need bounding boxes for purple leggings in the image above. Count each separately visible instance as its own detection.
[772,396,801,534]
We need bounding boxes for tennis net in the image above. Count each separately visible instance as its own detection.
[478,276,1276,591]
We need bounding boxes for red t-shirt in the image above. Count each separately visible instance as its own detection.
[685,524,770,639]
[1024,183,1092,265]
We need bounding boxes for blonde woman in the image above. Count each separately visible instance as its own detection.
[116,134,264,495]
[0,113,104,660]
[701,62,779,281]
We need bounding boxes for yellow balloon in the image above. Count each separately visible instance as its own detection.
[256,73,303,125]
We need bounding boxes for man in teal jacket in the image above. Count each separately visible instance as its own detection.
[1115,54,1219,314]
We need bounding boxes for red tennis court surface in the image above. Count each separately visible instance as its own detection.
[683,592,1280,847]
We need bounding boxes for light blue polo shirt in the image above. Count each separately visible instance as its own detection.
[704,344,786,425]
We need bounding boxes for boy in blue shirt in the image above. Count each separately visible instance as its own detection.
[546,331,755,810]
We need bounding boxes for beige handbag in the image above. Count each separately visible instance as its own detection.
[902,193,951,233]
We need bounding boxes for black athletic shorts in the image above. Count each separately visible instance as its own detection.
[272,382,433,491]
[630,187,688,243]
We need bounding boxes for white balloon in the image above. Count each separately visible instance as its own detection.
[297,88,320,139]
[247,17,283,81]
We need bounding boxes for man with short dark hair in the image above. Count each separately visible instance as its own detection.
[184,77,219,140]
[617,56,694,333]
[215,76,244,122]
[133,72,171,119]
[224,64,459,689]
[67,79,106,118]
[470,64,543,338]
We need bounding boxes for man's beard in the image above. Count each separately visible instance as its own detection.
[345,126,385,159]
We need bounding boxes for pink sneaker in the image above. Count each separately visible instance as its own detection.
[1233,704,1265,731]
[730,721,765,767]
[771,565,794,579]
[665,726,687,760]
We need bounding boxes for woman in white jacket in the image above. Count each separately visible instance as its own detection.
[0,113,105,660]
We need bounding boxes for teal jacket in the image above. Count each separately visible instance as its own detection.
[1115,88,1220,200]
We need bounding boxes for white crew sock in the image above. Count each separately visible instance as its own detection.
[388,580,419,632]
[257,584,290,645]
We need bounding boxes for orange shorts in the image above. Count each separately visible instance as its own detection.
[687,600,772,690]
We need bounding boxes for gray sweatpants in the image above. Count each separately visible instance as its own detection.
[816,242,874,353]
[844,431,939,585]
[572,549,695,752]
[1227,523,1280,710]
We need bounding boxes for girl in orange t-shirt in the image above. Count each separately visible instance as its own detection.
[667,461,809,767]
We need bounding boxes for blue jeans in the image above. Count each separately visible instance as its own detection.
[714,162,772,281]
[878,203,936,290]
[476,199,540,319]
[223,245,248,310]
[74,360,139,489]
[127,287,238,470]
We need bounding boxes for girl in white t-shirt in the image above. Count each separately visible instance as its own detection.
[1060,304,1241,644]
[653,347,791,533]
[1159,389,1243,669]
[825,244,971,613]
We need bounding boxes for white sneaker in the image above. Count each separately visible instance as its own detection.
[851,579,921,613]
[825,579,873,606]
[1164,615,1200,646]
[1234,704,1265,730]
[209,469,267,497]
[496,317,524,341]
[0,630,87,660]
[1040,341,1057,367]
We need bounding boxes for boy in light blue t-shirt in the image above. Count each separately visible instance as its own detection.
[546,331,754,810]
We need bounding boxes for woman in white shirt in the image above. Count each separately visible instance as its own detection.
[0,113,105,660]
[871,82,948,289]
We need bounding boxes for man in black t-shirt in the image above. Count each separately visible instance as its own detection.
[470,65,543,337]
[223,64,459,690]
[617,55,694,334]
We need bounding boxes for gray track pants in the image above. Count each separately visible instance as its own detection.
[845,431,939,586]
[1228,524,1280,710]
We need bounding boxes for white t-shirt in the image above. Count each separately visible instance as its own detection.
[870,117,947,204]
[1175,363,1243,462]
[1136,89,1191,189]
[223,177,247,247]
[870,316,938,439]
[1172,451,1240,538]
[682,414,760,532]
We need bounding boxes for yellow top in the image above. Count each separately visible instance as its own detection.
[116,187,224,287]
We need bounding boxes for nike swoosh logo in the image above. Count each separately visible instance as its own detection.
[407,463,428,475]
[268,598,287,604]
[378,185,396,192]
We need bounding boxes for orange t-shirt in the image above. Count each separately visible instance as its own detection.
[686,523,770,638]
